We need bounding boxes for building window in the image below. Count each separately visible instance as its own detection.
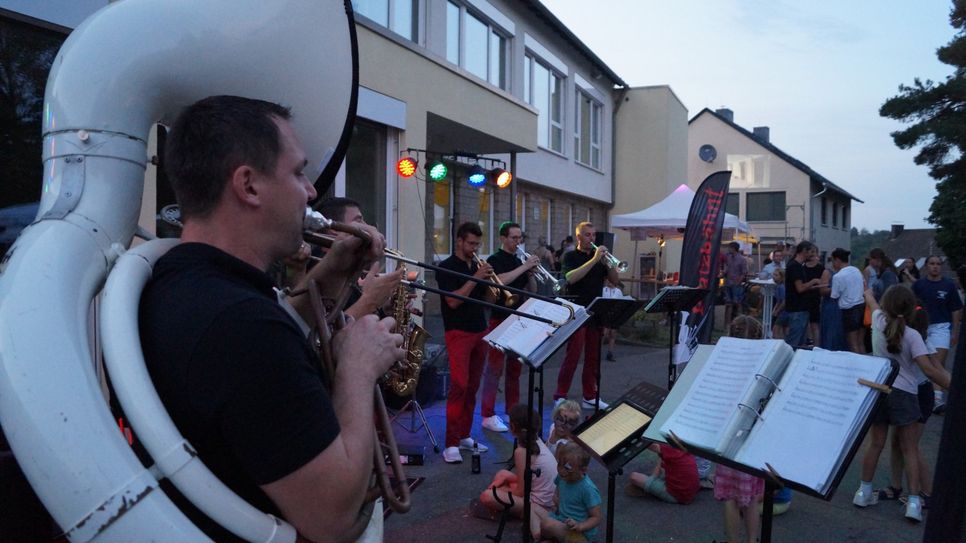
[345,120,388,234]
[432,179,451,255]
[446,2,507,89]
[726,154,771,189]
[832,202,839,228]
[515,192,526,230]
[746,192,786,221]
[354,0,418,41]
[574,90,601,168]
[726,193,739,216]
[524,55,564,153]
[842,206,849,229]
[820,196,828,225]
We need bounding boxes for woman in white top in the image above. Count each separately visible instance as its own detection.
[853,286,950,522]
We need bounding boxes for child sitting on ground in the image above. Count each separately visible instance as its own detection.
[715,315,767,543]
[477,405,557,533]
[547,399,582,455]
[532,442,602,542]
[627,442,700,505]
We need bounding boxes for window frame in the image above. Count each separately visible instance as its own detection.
[446,1,509,90]
[524,53,565,154]
[745,191,786,222]
[574,89,602,169]
[725,193,740,217]
[354,0,420,42]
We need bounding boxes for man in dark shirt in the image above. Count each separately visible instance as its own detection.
[784,240,822,348]
[436,222,498,463]
[913,255,963,411]
[480,222,539,432]
[555,222,618,410]
[140,96,404,542]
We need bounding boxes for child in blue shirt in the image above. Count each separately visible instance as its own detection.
[532,442,602,542]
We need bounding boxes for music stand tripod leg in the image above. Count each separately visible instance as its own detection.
[411,399,440,453]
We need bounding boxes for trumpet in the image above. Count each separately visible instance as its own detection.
[590,242,628,272]
[473,252,519,307]
[515,246,563,293]
[300,210,575,327]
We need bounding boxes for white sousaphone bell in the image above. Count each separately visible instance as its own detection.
[0,1,358,541]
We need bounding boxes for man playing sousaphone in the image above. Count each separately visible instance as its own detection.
[140,95,404,542]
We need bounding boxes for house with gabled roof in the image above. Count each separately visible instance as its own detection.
[688,107,862,258]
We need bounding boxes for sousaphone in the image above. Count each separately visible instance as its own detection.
[0,1,358,540]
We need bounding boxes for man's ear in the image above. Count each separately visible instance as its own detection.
[227,165,261,208]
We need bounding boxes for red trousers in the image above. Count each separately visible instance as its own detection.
[481,317,522,418]
[554,324,601,401]
[444,329,487,447]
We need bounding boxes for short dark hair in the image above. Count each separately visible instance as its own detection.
[831,248,851,262]
[728,241,740,251]
[794,240,816,255]
[317,197,361,223]
[166,95,291,219]
[499,221,521,237]
[456,221,482,240]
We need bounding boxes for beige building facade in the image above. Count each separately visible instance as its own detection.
[688,108,861,262]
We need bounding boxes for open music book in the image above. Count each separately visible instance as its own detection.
[483,297,588,367]
[657,338,892,495]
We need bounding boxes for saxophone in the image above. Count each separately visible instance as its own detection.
[384,263,430,397]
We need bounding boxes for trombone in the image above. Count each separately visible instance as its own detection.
[590,242,629,273]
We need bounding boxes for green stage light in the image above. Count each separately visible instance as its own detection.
[428,161,448,182]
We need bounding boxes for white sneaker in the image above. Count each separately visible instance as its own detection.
[582,397,609,410]
[442,446,463,464]
[904,500,923,522]
[459,438,488,452]
[853,487,877,507]
[482,415,509,432]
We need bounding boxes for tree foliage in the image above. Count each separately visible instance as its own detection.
[880,0,966,266]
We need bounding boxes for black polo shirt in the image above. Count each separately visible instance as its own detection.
[140,243,339,541]
[784,258,809,313]
[563,248,607,307]
[487,248,528,319]
[436,254,488,332]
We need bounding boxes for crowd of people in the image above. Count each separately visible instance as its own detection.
[136,93,964,542]
[725,239,963,526]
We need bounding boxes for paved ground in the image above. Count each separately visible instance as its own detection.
[380,314,946,542]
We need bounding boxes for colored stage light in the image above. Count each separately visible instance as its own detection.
[427,161,449,182]
[467,164,487,187]
[396,157,418,178]
[492,168,512,188]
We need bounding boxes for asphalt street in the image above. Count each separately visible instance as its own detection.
[381,314,947,542]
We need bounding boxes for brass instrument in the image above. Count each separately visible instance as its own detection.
[590,242,629,273]
[515,246,563,293]
[297,208,412,539]
[301,216,576,327]
[473,252,519,307]
[382,262,430,397]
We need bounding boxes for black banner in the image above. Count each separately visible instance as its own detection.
[674,171,731,364]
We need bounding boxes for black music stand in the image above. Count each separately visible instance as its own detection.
[485,302,589,543]
[585,298,647,411]
[643,287,707,390]
[570,380,667,543]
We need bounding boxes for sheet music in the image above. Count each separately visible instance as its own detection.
[736,349,891,493]
[576,403,652,457]
[659,338,789,452]
[483,298,581,358]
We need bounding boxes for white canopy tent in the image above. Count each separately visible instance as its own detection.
[611,184,757,293]
[612,184,754,239]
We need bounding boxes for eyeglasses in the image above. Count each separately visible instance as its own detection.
[507,235,523,240]
[554,415,580,428]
